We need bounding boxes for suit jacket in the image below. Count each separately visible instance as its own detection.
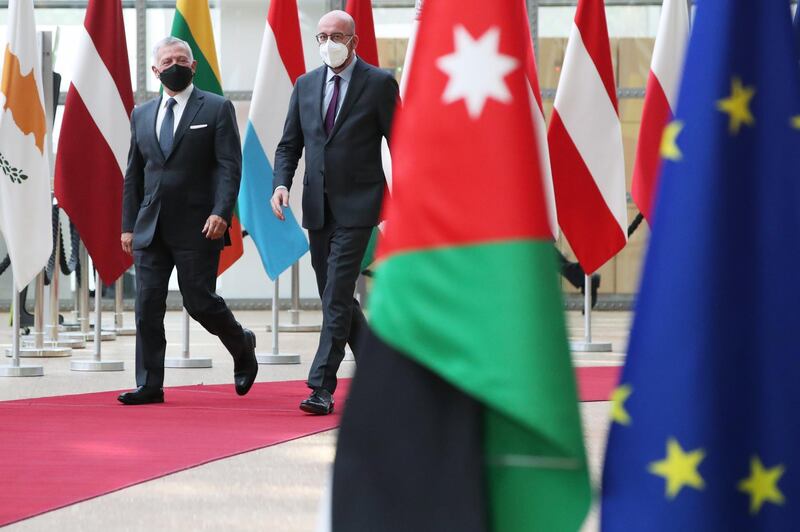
[273,58,399,230]
[122,88,242,251]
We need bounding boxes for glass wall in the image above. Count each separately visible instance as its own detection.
[0,1,741,299]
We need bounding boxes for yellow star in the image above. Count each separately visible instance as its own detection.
[660,120,684,161]
[791,115,800,130]
[648,438,706,499]
[610,384,632,426]
[738,456,785,514]
[716,77,755,134]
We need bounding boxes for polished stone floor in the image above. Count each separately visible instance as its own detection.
[1,309,629,532]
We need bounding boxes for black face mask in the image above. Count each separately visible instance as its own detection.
[158,64,194,92]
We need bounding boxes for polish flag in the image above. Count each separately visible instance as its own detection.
[631,0,689,223]
[54,0,133,284]
[547,0,627,274]
[518,0,558,238]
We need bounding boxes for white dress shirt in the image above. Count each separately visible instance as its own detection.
[155,84,194,140]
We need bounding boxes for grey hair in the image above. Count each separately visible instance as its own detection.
[152,36,194,64]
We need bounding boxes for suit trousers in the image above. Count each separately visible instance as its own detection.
[133,227,247,388]
[307,202,372,394]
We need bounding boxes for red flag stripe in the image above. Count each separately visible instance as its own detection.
[574,0,618,111]
[346,0,379,67]
[379,13,551,258]
[518,0,545,112]
[270,0,305,84]
[631,72,672,221]
[549,110,626,274]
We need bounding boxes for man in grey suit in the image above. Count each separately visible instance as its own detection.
[119,36,257,405]
[271,10,399,415]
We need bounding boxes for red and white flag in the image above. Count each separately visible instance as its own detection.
[54,0,133,284]
[547,0,627,274]
[518,0,558,239]
[631,0,689,222]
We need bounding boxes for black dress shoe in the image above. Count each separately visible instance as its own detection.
[118,386,164,405]
[234,328,258,396]
[300,389,334,415]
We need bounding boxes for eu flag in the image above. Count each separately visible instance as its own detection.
[601,1,800,530]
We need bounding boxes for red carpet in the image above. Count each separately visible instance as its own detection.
[0,367,619,526]
[576,365,621,402]
[0,380,350,527]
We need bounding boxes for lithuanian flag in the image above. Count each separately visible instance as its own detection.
[171,0,244,275]
[329,0,591,530]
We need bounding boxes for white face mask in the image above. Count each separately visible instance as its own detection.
[319,39,351,69]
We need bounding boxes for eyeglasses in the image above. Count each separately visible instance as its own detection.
[316,32,353,45]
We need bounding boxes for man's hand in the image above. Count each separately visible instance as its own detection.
[202,215,228,240]
[121,232,133,256]
[271,188,289,221]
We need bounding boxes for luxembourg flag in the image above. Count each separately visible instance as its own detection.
[547,0,627,275]
[237,0,308,280]
[630,0,689,223]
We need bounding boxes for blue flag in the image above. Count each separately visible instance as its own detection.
[601,1,800,530]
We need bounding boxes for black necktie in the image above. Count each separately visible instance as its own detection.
[159,97,177,156]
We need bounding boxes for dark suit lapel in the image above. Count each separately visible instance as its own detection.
[327,59,369,142]
[167,88,205,160]
[314,66,329,137]
[145,99,164,163]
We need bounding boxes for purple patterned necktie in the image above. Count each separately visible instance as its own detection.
[324,75,341,135]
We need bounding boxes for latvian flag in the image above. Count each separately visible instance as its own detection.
[54,0,133,284]
[547,0,627,274]
[631,0,689,223]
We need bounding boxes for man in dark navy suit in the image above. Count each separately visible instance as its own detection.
[119,36,257,405]
[272,11,399,415]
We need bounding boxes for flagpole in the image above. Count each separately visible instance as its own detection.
[265,262,321,333]
[110,277,135,336]
[70,271,123,372]
[570,274,612,352]
[257,276,300,365]
[10,272,71,358]
[42,225,85,349]
[0,279,44,377]
[164,307,213,368]
[63,243,115,342]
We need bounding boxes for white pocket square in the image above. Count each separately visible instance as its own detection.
[189,124,208,129]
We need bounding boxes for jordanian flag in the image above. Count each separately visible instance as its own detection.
[171,0,244,275]
[330,1,591,530]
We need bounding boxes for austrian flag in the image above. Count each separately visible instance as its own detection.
[548,0,628,274]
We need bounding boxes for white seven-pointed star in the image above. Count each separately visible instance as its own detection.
[436,25,519,119]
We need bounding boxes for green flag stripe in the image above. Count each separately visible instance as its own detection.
[486,409,592,531]
[369,241,585,458]
[171,11,223,95]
